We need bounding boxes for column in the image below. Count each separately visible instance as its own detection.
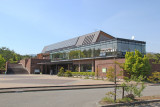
[92,60,95,72]
[78,61,81,72]
[56,64,58,74]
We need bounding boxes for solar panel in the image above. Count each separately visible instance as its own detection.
[42,37,78,53]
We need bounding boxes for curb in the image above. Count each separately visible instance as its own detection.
[0,84,115,90]
[97,99,160,107]
[0,84,117,94]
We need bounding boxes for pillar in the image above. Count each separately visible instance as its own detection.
[78,61,81,72]
[40,65,43,74]
[92,60,95,72]
[56,64,58,74]
[45,65,47,74]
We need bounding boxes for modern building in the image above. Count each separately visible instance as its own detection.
[6,30,147,78]
[36,30,145,78]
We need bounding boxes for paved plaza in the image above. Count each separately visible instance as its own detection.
[0,74,114,88]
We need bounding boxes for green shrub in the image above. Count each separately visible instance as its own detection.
[71,72,95,77]
[116,97,133,103]
[147,71,160,83]
[102,91,115,103]
[125,94,135,100]
[64,70,72,77]
[57,67,64,77]
[121,75,146,97]
[106,67,114,81]
[102,97,114,103]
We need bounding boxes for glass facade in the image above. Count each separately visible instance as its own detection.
[50,38,146,62]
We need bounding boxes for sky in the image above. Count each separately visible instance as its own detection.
[0,0,160,55]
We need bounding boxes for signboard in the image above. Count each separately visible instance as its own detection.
[102,68,107,73]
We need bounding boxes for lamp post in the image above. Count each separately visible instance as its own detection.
[114,47,117,102]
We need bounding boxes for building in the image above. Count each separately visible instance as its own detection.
[6,30,147,78]
[36,30,145,78]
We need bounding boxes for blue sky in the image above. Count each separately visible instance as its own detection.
[0,0,160,55]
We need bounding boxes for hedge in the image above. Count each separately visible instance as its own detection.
[71,72,95,77]
[57,71,95,77]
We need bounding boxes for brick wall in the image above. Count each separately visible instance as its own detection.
[19,58,50,74]
[149,59,160,73]
[95,58,160,79]
[20,59,29,68]
[95,58,125,79]
[30,59,50,74]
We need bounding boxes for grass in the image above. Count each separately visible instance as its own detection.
[100,95,160,105]
[102,97,115,104]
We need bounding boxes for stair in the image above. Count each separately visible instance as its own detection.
[6,64,29,74]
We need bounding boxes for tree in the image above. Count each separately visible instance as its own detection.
[146,53,155,59]
[0,54,6,70]
[124,50,151,79]
[154,53,160,64]
[106,67,115,81]
[0,47,32,70]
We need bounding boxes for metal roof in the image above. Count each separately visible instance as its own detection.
[42,37,79,53]
[42,31,115,53]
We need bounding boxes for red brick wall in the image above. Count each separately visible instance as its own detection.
[95,58,160,79]
[26,59,31,73]
[19,58,50,74]
[149,59,160,73]
[20,59,29,68]
[30,59,50,74]
[95,58,125,79]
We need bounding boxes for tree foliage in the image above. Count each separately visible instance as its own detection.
[124,50,151,79]
[0,47,33,70]
[106,67,115,81]
[146,53,160,64]
[121,75,146,97]
[147,71,160,83]
[0,54,6,70]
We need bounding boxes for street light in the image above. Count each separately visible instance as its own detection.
[114,47,117,102]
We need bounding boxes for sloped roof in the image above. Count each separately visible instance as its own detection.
[42,31,115,53]
[42,37,79,53]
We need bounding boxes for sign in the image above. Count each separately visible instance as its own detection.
[102,68,107,73]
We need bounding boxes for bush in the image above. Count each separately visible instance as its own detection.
[147,71,160,83]
[102,97,114,103]
[57,67,64,77]
[71,72,95,78]
[106,67,114,81]
[121,75,146,97]
[64,70,72,77]
[125,94,135,100]
[116,97,133,103]
[102,91,115,103]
